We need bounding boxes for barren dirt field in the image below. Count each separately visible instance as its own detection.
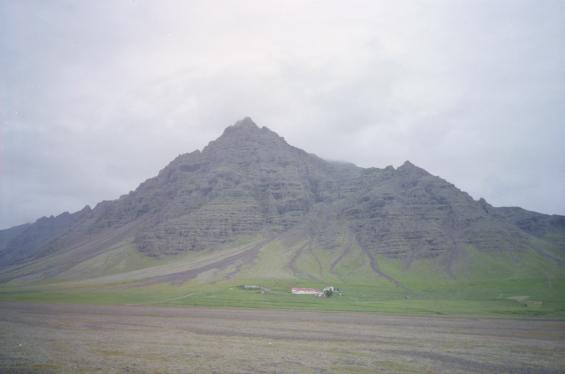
[1,302,564,373]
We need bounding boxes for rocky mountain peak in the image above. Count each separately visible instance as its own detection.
[397,160,429,177]
[205,118,289,157]
[232,116,258,129]
[220,116,264,137]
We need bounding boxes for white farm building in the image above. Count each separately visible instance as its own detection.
[291,288,323,296]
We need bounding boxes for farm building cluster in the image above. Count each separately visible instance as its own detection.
[291,286,340,297]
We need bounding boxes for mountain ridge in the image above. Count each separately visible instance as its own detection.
[1,118,564,285]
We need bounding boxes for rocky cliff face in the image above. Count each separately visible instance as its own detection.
[133,117,360,255]
[1,117,563,268]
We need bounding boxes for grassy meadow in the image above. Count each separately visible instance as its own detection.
[1,236,564,318]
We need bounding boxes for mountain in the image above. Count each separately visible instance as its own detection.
[1,117,564,290]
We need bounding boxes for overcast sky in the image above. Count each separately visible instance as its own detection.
[1,0,564,229]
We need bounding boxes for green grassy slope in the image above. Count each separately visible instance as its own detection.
[1,232,564,318]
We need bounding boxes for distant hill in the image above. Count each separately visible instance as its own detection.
[1,117,564,288]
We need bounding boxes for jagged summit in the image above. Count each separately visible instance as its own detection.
[232,116,258,129]
[397,160,429,177]
[222,117,265,136]
[210,117,288,154]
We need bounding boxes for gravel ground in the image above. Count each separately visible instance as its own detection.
[1,302,564,373]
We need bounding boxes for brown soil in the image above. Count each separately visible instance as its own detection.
[1,302,564,373]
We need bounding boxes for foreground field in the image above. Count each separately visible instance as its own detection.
[1,302,564,373]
